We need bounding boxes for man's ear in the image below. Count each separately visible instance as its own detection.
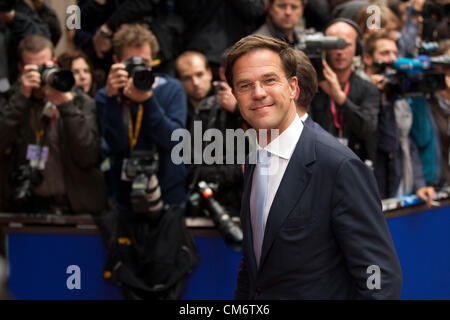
[289,76,299,100]
[363,53,373,68]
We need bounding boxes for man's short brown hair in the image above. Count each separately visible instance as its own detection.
[293,50,317,111]
[18,34,54,62]
[224,34,298,89]
[112,24,160,60]
[363,30,397,58]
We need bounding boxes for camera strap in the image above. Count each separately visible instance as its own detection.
[127,104,144,150]
[330,80,350,137]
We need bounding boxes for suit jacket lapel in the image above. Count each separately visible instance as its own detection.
[241,160,259,273]
[258,125,317,269]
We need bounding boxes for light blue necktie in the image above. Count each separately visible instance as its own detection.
[251,149,270,266]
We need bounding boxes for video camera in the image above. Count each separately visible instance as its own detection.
[0,0,14,12]
[38,62,75,92]
[373,55,449,99]
[125,149,163,221]
[297,34,348,81]
[124,56,154,92]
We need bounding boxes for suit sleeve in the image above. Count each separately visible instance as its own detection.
[331,157,403,299]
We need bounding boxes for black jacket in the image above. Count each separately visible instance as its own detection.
[0,86,106,214]
[310,73,380,162]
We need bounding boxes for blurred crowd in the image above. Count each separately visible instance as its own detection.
[0,0,450,217]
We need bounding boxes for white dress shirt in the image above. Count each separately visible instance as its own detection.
[250,114,304,232]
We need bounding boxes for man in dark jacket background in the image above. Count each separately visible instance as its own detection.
[0,34,106,214]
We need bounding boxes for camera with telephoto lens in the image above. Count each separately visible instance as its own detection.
[192,181,243,250]
[0,0,14,12]
[125,149,163,221]
[38,62,75,92]
[297,34,348,81]
[11,164,43,205]
[124,56,155,92]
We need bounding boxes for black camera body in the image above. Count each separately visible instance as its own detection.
[125,149,163,220]
[11,164,43,205]
[38,63,75,92]
[0,0,14,12]
[124,56,154,92]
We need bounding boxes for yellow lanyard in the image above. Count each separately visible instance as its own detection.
[127,104,144,150]
[30,107,44,144]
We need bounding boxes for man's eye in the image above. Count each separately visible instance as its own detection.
[239,83,250,90]
[265,78,275,84]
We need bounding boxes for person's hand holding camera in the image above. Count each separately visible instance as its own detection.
[319,60,347,105]
[0,9,14,23]
[214,81,237,113]
[93,24,113,59]
[106,63,128,97]
[369,74,388,91]
[123,77,153,103]
[20,65,41,98]
[44,85,73,106]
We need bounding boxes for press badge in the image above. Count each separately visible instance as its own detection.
[26,144,49,170]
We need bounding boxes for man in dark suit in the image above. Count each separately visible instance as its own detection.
[224,34,402,299]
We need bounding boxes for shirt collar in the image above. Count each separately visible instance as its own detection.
[258,114,303,160]
[299,112,308,123]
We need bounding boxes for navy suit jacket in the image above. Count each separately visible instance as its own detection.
[235,124,402,299]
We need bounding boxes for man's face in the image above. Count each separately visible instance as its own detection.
[269,0,304,33]
[21,47,53,67]
[232,48,297,134]
[372,39,398,64]
[21,47,53,99]
[176,55,212,103]
[119,43,152,66]
[325,22,358,72]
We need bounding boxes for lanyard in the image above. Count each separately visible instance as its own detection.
[30,105,56,144]
[127,104,144,150]
[330,81,350,135]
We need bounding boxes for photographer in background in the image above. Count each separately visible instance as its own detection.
[426,41,450,185]
[96,23,187,210]
[95,24,198,300]
[363,30,435,204]
[175,51,245,218]
[0,0,51,91]
[0,34,106,214]
[310,18,380,166]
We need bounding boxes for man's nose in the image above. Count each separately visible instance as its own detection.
[252,81,267,99]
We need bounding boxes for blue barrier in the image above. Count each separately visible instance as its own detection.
[2,201,450,299]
